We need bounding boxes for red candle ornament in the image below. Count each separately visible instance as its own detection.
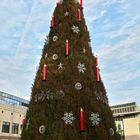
[96,66,100,82]
[96,56,100,82]
[66,40,69,57]
[80,108,85,132]
[22,117,26,129]
[80,0,83,9]
[77,9,81,21]
[51,16,54,28]
[43,64,47,81]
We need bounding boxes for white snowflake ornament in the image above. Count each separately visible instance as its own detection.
[102,95,107,104]
[62,112,75,125]
[56,90,65,99]
[45,53,48,58]
[96,96,102,101]
[52,54,58,60]
[53,36,58,42]
[45,36,49,45]
[64,11,69,16]
[77,62,86,73]
[72,25,80,34]
[89,112,101,126]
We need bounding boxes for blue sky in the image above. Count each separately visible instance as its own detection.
[0,0,140,105]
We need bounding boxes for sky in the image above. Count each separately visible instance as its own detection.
[0,0,140,105]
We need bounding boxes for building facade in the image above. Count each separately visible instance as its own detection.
[111,102,140,140]
[0,91,29,140]
[1,91,140,140]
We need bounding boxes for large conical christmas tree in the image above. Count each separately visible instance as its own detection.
[21,0,119,140]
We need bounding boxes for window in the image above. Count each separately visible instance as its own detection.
[2,121,10,133]
[12,123,19,134]
[20,124,23,130]
[20,124,23,134]
[118,124,121,131]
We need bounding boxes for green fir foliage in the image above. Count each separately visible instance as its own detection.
[21,0,119,140]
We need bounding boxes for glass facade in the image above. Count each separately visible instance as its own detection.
[111,102,138,115]
[0,91,29,107]
[2,121,10,133]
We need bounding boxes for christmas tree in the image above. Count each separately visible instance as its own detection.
[21,0,120,140]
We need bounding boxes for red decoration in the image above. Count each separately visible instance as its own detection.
[22,117,26,128]
[96,56,100,82]
[80,0,83,9]
[96,66,100,82]
[43,64,47,81]
[51,16,54,28]
[77,9,81,21]
[66,40,69,57]
[80,108,85,132]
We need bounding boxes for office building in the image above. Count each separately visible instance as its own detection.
[111,102,140,140]
[0,91,29,140]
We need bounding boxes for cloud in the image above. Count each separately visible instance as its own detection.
[109,86,140,105]
[21,95,30,101]
[86,0,140,105]
[0,0,140,106]
[0,79,20,97]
